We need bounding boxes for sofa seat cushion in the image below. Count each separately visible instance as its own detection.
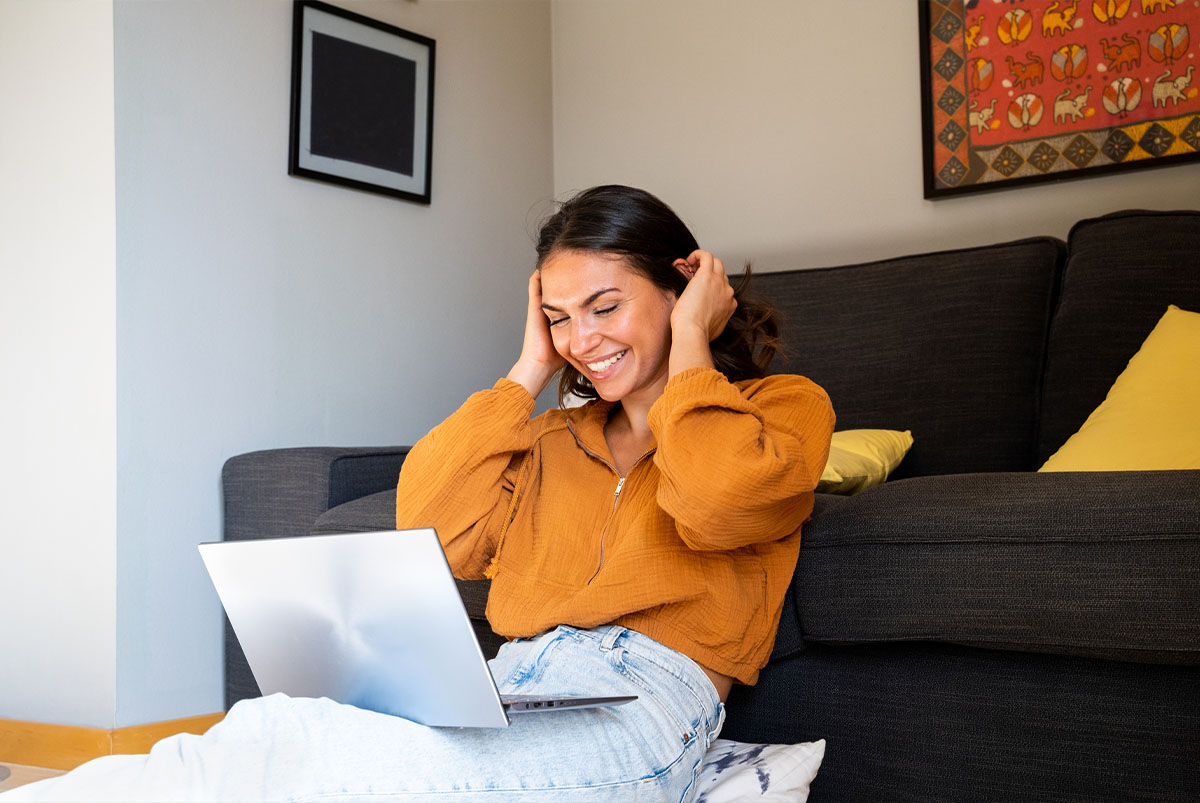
[312,488,397,534]
[797,471,1200,664]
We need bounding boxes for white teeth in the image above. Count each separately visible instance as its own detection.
[587,351,626,372]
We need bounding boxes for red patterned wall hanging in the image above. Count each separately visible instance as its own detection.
[920,0,1200,197]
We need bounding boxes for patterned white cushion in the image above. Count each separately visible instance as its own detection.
[695,738,826,802]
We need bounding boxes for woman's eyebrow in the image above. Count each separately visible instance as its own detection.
[541,287,619,312]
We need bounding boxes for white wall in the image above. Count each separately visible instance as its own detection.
[552,0,1200,271]
[0,0,118,727]
[112,0,552,726]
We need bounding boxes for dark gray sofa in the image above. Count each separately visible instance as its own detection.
[222,209,1200,801]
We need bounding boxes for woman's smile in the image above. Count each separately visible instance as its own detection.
[584,349,627,376]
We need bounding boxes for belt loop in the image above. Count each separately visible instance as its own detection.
[599,625,625,651]
[707,702,727,747]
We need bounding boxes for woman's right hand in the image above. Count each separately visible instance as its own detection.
[506,270,566,398]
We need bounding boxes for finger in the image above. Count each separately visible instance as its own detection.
[687,249,713,271]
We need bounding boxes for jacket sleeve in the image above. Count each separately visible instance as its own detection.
[647,367,835,551]
[395,378,537,578]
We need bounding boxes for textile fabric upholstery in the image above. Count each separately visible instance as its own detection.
[1037,210,1200,464]
[794,471,1200,663]
[723,642,1200,803]
[753,238,1063,479]
[695,738,825,802]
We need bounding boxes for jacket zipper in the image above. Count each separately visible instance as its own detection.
[587,476,626,585]
[566,418,654,585]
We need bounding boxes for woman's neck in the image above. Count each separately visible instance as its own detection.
[604,405,655,476]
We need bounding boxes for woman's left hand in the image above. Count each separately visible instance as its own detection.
[670,250,737,342]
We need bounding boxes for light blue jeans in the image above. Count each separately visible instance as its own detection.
[3,626,726,802]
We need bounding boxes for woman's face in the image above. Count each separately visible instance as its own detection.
[539,249,677,405]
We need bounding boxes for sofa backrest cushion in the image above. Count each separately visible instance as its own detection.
[754,237,1063,478]
[1037,210,1200,465]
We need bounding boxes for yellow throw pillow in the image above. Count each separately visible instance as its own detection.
[817,429,914,495]
[1040,305,1200,471]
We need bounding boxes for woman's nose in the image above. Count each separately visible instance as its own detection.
[570,321,601,356]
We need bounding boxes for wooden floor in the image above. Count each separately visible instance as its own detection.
[0,762,66,792]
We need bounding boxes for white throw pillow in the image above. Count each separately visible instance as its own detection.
[695,738,826,802]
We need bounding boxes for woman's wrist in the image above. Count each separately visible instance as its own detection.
[506,358,559,399]
[668,322,715,377]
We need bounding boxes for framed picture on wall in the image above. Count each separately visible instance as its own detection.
[289,0,435,204]
[920,0,1200,198]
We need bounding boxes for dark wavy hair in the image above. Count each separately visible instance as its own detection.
[535,185,781,408]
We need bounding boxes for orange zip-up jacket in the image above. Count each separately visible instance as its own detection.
[395,366,835,685]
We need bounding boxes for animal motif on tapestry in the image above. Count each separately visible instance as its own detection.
[1152,65,1195,107]
[1053,85,1092,122]
[968,98,998,133]
[1007,51,1045,87]
[1100,34,1141,72]
[1042,0,1080,36]
[966,16,985,49]
[1141,0,1176,15]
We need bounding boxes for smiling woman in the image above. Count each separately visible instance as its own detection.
[2,187,835,802]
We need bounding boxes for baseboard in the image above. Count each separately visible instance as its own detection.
[0,713,225,771]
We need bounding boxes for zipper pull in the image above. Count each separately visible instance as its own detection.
[614,476,626,497]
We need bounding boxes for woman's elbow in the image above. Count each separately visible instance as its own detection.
[671,499,809,551]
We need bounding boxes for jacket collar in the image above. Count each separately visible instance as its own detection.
[565,398,617,460]
[563,397,663,472]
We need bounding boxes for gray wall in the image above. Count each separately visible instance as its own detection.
[553,0,1200,270]
[112,0,553,727]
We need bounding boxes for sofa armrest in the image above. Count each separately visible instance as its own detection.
[220,446,410,709]
[797,470,1200,663]
[222,446,410,543]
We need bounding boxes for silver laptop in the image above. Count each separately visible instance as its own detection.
[198,528,635,728]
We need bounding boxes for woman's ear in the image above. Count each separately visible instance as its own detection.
[673,258,696,279]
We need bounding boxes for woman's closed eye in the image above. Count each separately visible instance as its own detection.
[545,302,618,327]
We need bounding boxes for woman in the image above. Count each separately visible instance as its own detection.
[3,186,833,803]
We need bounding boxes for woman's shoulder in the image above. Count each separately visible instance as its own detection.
[731,373,835,434]
[733,372,829,401]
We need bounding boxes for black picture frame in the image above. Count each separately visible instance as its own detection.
[289,0,435,204]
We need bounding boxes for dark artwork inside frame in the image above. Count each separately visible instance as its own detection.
[310,32,417,177]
